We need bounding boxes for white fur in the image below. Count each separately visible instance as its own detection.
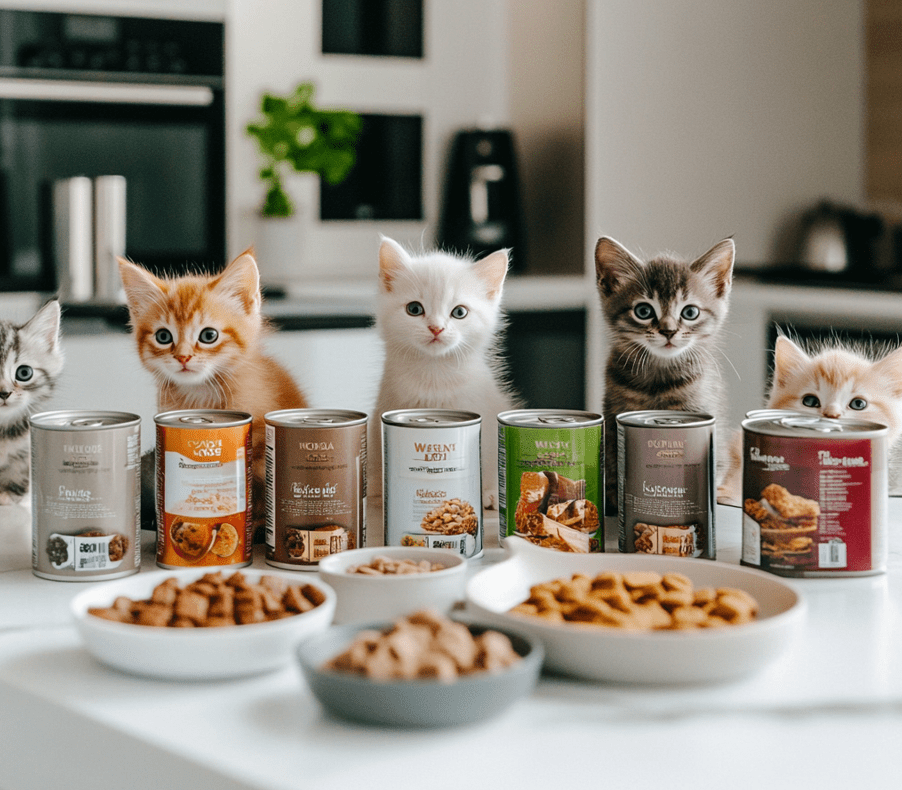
[368,238,518,540]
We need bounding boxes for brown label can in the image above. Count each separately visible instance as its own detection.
[383,409,483,559]
[617,410,716,559]
[155,409,252,569]
[30,410,141,581]
[264,408,367,570]
[498,409,604,553]
[741,414,887,577]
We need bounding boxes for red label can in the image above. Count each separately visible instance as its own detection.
[740,414,888,577]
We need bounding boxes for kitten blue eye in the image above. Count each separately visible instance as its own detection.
[849,397,867,410]
[198,328,219,344]
[802,394,820,408]
[154,328,173,345]
[406,302,425,316]
[14,365,32,382]
[681,305,700,320]
[451,305,468,319]
[633,303,655,320]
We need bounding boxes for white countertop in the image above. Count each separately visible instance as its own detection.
[2,502,902,790]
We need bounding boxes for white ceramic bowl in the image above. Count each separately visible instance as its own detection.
[297,620,543,727]
[71,568,336,680]
[466,537,805,684]
[317,546,468,625]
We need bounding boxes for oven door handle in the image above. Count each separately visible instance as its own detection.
[0,78,214,106]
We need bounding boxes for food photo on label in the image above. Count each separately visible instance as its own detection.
[296,609,543,727]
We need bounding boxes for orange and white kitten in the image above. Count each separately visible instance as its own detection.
[118,250,308,520]
[718,335,902,502]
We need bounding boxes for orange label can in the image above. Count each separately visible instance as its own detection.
[155,409,253,569]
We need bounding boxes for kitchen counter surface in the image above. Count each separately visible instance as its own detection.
[2,502,902,789]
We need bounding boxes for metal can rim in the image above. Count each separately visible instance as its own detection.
[382,408,481,427]
[742,414,889,438]
[30,410,141,430]
[154,409,252,428]
[616,410,714,428]
[265,408,367,428]
[497,408,603,428]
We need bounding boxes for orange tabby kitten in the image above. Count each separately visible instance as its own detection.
[718,334,902,503]
[118,250,308,516]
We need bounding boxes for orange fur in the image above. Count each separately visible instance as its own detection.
[118,250,308,488]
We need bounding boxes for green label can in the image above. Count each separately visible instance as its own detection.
[498,409,604,552]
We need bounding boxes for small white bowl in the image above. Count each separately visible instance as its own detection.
[317,546,468,625]
[71,568,336,680]
[466,536,805,685]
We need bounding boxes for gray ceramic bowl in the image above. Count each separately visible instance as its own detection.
[296,621,543,727]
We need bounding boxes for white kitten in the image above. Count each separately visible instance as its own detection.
[368,237,520,541]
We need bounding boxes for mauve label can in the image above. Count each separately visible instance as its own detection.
[382,409,483,559]
[617,410,716,559]
[31,410,141,581]
[741,414,887,577]
[264,409,367,570]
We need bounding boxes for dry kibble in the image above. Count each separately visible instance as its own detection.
[323,610,521,682]
[510,571,759,630]
[345,555,447,575]
[87,573,324,627]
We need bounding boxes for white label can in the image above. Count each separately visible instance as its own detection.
[382,409,482,559]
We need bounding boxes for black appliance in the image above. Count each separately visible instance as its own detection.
[438,128,525,272]
[0,9,226,292]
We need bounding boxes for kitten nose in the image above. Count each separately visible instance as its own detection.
[428,326,444,337]
[0,391,10,401]
[823,407,842,419]
[659,328,677,340]
[175,354,192,365]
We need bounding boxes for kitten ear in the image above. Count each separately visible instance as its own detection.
[594,237,642,296]
[691,238,735,298]
[21,299,61,349]
[872,345,902,398]
[118,258,166,315]
[473,249,509,301]
[773,335,810,387]
[378,237,411,293]
[214,249,262,314]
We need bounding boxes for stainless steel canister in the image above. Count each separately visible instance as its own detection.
[382,409,483,559]
[617,410,716,559]
[741,414,888,577]
[31,410,141,581]
[264,409,367,570]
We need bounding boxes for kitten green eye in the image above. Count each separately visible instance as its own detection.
[802,394,820,408]
[14,365,33,382]
[198,328,219,344]
[406,302,425,316]
[681,305,700,320]
[154,328,173,345]
[633,303,655,320]
[451,305,468,319]
[849,397,868,410]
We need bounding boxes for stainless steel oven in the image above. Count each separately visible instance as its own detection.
[0,9,225,293]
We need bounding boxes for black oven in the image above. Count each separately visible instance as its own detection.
[0,9,225,292]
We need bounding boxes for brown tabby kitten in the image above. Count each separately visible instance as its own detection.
[595,236,735,513]
[118,250,308,526]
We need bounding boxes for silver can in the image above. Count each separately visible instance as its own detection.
[741,414,888,577]
[617,410,716,559]
[382,409,483,559]
[31,410,141,581]
[264,409,367,571]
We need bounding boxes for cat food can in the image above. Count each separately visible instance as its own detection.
[741,414,888,577]
[264,409,367,570]
[30,410,141,582]
[617,410,716,559]
[498,409,604,553]
[155,409,253,570]
[383,409,483,559]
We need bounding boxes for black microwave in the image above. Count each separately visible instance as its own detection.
[0,9,226,292]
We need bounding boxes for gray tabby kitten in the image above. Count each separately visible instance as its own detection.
[594,237,735,514]
[0,300,63,504]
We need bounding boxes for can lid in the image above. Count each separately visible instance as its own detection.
[382,408,481,427]
[617,410,714,428]
[497,409,603,428]
[30,410,141,430]
[265,408,367,428]
[743,414,888,437]
[154,409,252,428]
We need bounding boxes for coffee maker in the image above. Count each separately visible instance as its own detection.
[438,128,525,272]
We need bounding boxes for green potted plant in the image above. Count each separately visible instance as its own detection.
[246,82,362,218]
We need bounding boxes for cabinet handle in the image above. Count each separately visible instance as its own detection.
[0,77,213,106]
